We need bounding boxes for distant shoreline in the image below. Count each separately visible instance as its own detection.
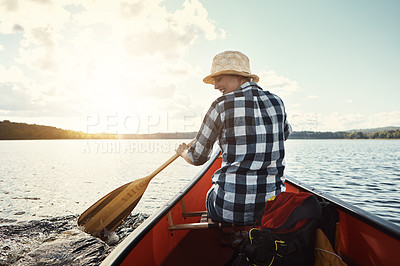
[1,120,399,140]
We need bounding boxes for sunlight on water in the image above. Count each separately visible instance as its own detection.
[1,139,399,224]
[0,139,199,223]
[0,139,399,264]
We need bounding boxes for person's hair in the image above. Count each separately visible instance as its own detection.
[216,74,251,85]
[238,76,251,84]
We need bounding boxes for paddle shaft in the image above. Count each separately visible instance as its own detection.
[78,139,195,234]
[147,138,195,182]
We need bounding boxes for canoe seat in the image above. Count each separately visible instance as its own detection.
[167,211,234,231]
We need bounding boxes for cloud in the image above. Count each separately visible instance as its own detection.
[124,24,202,58]
[0,83,32,111]
[306,95,319,99]
[287,112,319,132]
[257,70,302,96]
[290,103,302,108]
[120,1,144,17]
[0,65,31,86]
[17,26,59,71]
[67,0,220,59]
[158,91,209,132]
[12,24,24,32]
[1,0,223,70]
[323,111,400,131]
[1,0,19,12]
[0,0,224,123]
[0,1,70,34]
[0,44,4,51]
[289,111,400,132]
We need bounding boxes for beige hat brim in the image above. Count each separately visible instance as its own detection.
[203,70,260,85]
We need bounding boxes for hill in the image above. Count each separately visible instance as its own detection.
[290,129,400,139]
[0,120,118,140]
[0,120,399,140]
[347,126,400,134]
[0,120,196,140]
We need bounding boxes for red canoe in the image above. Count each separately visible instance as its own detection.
[102,151,400,265]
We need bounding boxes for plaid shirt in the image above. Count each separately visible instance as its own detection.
[188,82,291,225]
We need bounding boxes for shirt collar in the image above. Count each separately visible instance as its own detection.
[238,81,258,91]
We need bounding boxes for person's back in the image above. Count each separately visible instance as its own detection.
[176,51,291,225]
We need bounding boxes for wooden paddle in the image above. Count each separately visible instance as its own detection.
[78,139,195,236]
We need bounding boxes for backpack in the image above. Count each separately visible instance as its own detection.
[225,192,322,266]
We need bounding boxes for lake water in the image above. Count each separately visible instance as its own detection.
[1,139,399,265]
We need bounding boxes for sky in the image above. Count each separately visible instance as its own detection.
[0,0,399,134]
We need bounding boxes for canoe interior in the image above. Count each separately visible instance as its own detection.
[286,180,400,265]
[103,151,400,266]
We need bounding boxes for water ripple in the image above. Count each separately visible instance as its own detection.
[285,139,400,224]
[0,139,399,264]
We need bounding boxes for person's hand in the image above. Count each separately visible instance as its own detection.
[175,143,189,157]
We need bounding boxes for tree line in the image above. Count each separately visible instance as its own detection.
[1,120,399,140]
[0,120,117,140]
[0,120,197,140]
[290,130,400,139]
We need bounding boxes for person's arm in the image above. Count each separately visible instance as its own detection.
[284,119,292,141]
[175,142,195,165]
[178,101,221,166]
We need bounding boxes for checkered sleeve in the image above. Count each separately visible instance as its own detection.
[187,101,221,165]
[284,119,292,140]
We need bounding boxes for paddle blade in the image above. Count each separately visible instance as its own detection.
[78,176,151,235]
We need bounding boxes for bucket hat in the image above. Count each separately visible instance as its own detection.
[203,51,259,84]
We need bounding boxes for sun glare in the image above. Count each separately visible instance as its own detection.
[84,59,164,135]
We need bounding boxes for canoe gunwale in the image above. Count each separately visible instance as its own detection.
[285,176,400,241]
[102,150,400,265]
[101,149,221,266]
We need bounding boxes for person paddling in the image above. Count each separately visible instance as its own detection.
[176,51,291,225]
